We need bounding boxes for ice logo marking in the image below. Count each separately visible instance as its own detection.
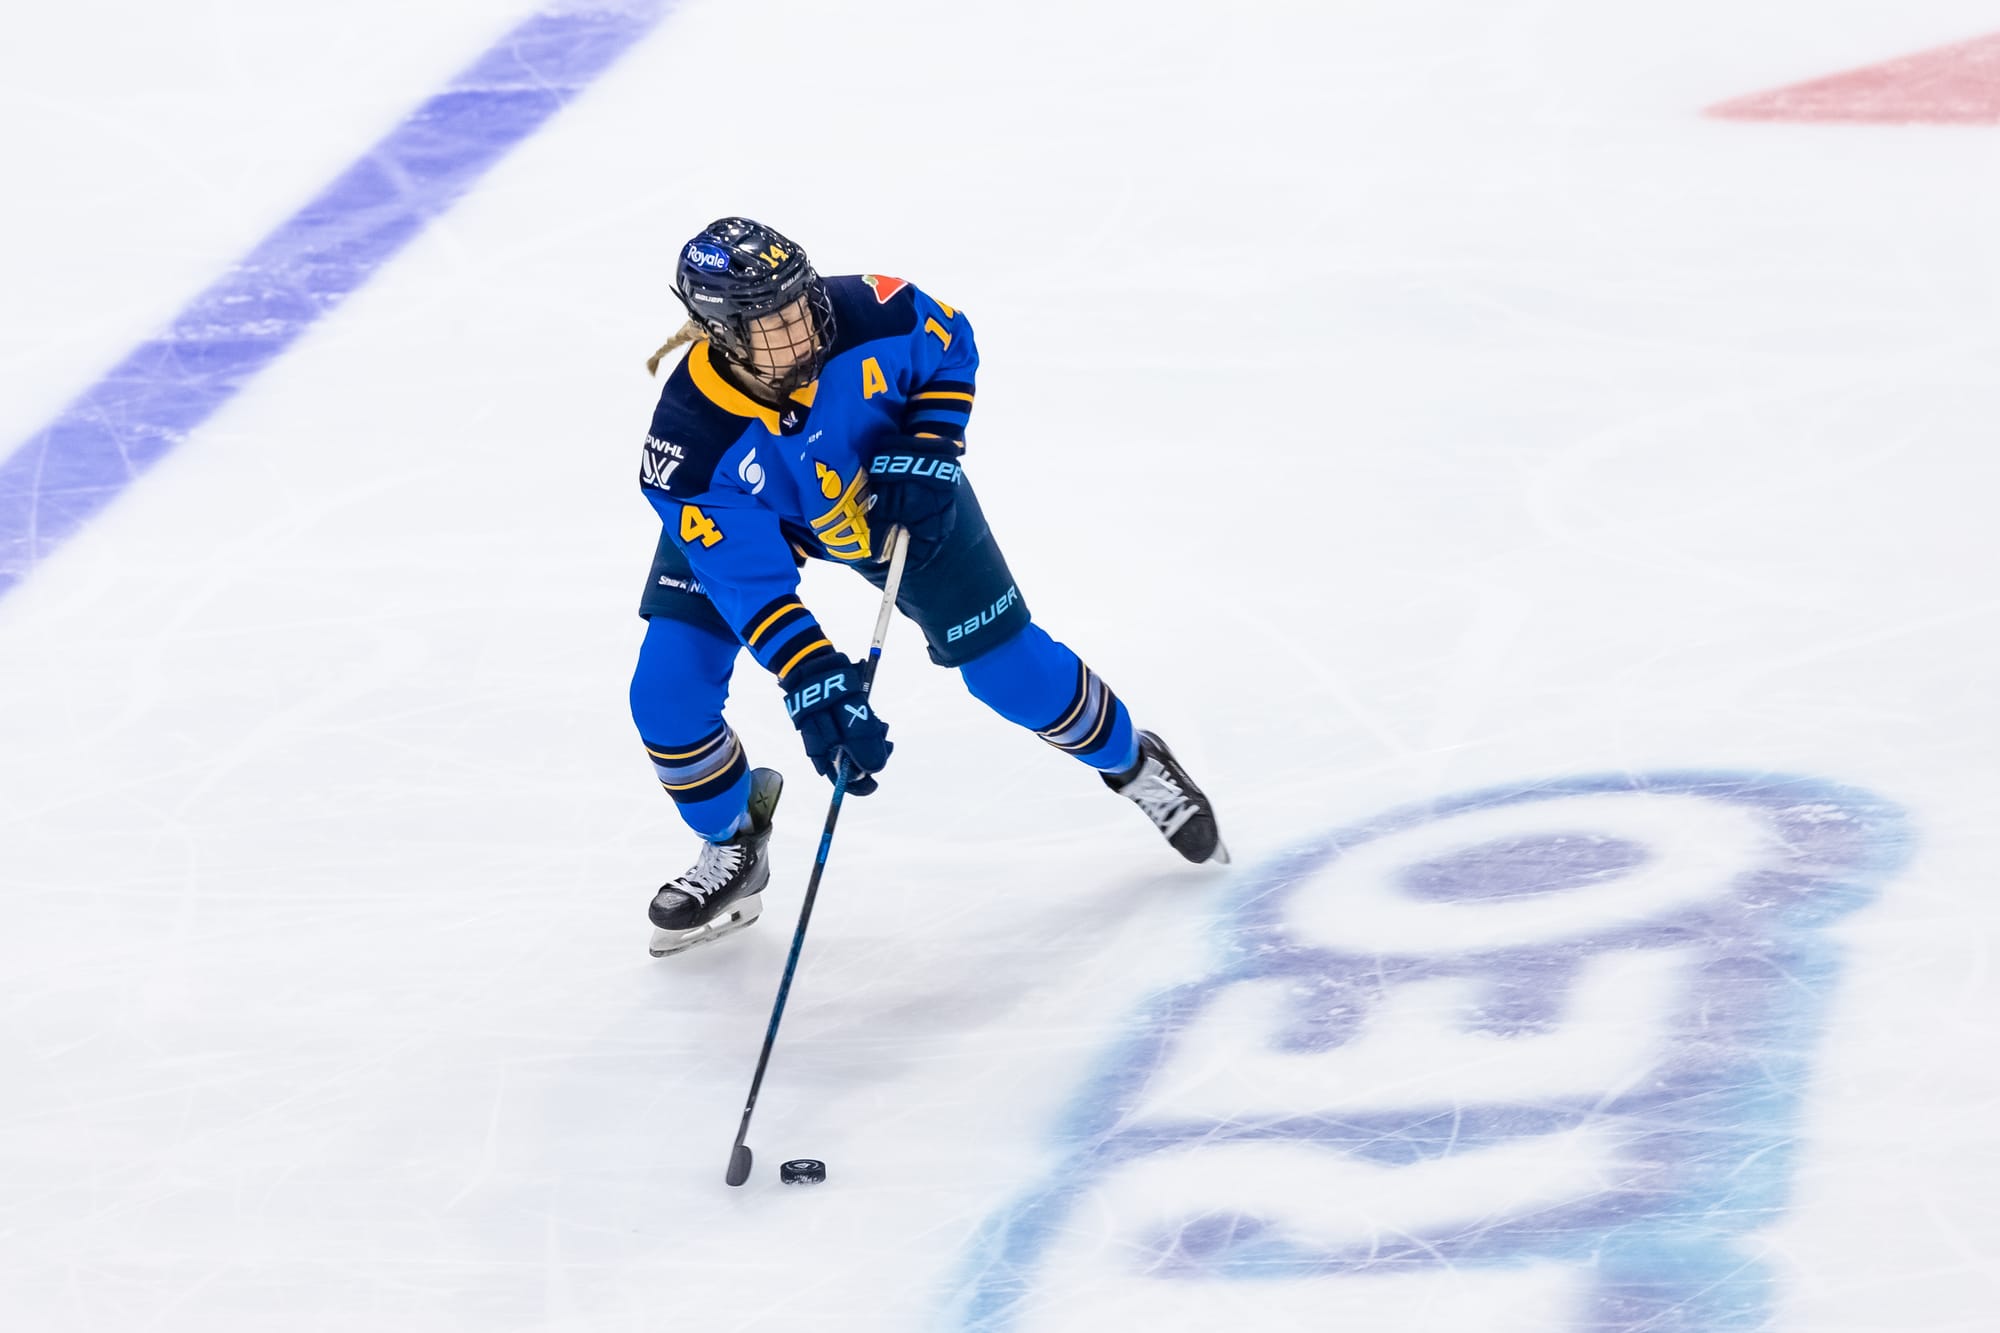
[686,241,731,272]
[951,772,1910,1332]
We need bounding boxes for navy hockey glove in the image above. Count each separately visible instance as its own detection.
[782,654,893,795]
[865,434,963,569]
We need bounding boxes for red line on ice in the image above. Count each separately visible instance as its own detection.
[1709,30,2000,125]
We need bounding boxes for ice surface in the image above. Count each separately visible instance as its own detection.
[3,1,1998,1329]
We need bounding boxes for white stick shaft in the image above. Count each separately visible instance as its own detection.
[869,527,910,657]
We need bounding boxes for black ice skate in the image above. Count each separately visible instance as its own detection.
[648,768,785,958]
[1104,731,1229,865]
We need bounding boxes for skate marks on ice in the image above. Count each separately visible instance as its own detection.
[0,0,676,600]
[949,773,1910,1332]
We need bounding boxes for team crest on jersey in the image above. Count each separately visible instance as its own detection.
[861,274,908,304]
[809,466,873,561]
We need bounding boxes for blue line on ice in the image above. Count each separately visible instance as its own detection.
[0,0,674,602]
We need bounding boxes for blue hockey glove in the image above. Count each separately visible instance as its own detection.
[865,434,963,569]
[782,654,892,795]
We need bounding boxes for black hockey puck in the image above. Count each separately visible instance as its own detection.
[779,1158,827,1185]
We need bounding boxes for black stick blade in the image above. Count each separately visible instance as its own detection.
[725,1144,753,1187]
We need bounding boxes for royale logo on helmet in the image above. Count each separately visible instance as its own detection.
[685,242,732,272]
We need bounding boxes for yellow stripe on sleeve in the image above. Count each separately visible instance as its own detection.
[747,601,804,647]
[776,639,834,679]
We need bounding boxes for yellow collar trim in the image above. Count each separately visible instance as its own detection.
[688,342,817,434]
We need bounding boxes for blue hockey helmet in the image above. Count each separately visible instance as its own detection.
[673,217,836,397]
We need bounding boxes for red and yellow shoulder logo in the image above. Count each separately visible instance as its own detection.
[861,274,909,305]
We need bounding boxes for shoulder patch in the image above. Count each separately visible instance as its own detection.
[640,431,688,491]
[823,274,919,353]
[640,357,752,499]
[860,274,908,304]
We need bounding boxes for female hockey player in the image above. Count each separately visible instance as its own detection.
[631,217,1225,956]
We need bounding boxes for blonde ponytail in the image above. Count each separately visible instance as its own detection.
[646,320,703,376]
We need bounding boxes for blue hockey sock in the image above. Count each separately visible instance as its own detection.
[957,623,1139,773]
[641,741,752,841]
[630,615,753,839]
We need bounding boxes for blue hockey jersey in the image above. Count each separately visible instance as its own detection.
[638,274,977,681]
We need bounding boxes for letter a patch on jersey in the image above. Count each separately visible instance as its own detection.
[861,274,908,304]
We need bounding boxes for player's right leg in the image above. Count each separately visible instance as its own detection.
[631,540,780,955]
[630,614,784,955]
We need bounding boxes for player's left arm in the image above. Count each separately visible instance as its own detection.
[898,287,980,447]
[866,286,979,568]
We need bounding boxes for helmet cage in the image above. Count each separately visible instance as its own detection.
[674,219,837,399]
[720,279,835,398]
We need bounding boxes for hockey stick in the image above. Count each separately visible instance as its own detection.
[725,526,910,1187]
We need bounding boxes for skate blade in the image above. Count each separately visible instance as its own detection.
[1207,839,1232,866]
[648,894,763,958]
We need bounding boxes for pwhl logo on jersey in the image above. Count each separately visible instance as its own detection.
[640,434,683,490]
[949,772,1911,1331]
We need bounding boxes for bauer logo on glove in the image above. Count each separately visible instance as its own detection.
[779,654,892,795]
[869,453,961,483]
[784,670,851,717]
[862,434,963,570]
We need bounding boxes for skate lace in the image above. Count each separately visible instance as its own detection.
[1124,764,1196,835]
[675,840,745,900]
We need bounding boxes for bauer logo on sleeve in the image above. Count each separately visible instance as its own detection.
[686,242,732,272]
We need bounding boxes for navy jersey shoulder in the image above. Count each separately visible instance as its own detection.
[822,274,923,352]
[639,352,753,500]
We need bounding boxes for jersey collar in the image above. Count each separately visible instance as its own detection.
[687,342,818,434]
